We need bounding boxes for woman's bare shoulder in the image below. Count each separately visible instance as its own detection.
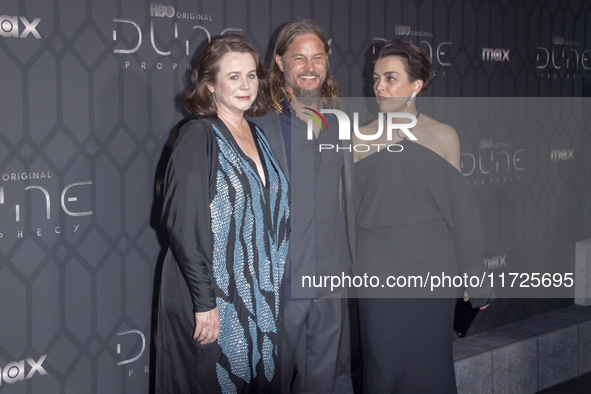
[417,114,461,170]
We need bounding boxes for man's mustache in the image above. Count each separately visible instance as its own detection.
[297,72,321,79]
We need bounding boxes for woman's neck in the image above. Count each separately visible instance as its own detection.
[217,106,246,131]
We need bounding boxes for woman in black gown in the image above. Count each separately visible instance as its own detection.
[353,39,491,393]
[155,35,289,393]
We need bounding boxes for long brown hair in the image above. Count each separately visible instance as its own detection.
[183,34,269,117]
[268,20,341,113]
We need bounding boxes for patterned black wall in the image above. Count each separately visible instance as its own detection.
[0,0,589,392]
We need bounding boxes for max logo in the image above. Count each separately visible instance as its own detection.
[305,110,418,141]
[0,16,41,39]
[0,355,47,385]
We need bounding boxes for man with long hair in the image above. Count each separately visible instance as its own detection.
[251,20,353,394]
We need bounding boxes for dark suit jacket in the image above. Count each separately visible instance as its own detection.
[249,102,356,277]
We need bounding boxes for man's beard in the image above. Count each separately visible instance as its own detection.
[284,71,326,105]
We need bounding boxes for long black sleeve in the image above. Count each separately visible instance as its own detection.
[161,119,218,313]
[448,175,493,308]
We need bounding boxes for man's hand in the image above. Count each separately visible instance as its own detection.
[194,307,220,345]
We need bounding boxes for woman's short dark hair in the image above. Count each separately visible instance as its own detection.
[377,39,433,94]
[183,34,269,117]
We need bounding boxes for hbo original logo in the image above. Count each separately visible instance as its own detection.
[150,4,175,18]
[553,37,564,45]
[395,25,411,36]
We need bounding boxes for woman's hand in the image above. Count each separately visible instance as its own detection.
[463,290,489,310]
[194,307,220,345]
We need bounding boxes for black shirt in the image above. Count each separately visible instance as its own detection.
[280,99,351,298]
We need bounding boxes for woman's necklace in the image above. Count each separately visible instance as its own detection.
[396,128,408,140]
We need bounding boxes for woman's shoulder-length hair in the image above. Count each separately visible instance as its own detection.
[182,34,269,117]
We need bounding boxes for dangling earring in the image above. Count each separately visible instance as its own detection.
[406,91,417,108]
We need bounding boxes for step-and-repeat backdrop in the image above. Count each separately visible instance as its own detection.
[1,0,589,392]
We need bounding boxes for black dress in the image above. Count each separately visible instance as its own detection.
[354,139,490,393]
[155,117,290,393]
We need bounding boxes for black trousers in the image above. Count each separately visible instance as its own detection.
[281,297,344,394]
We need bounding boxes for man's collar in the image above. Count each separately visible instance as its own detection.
[280,98,291,116]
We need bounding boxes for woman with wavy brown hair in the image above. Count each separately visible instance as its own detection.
[155,34,289,393]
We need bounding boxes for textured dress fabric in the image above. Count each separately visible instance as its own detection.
[354,139,490,394]
[155,117,290,393]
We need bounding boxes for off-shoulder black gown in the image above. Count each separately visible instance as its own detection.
[354,139,490,393]
[155,117,289,393]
